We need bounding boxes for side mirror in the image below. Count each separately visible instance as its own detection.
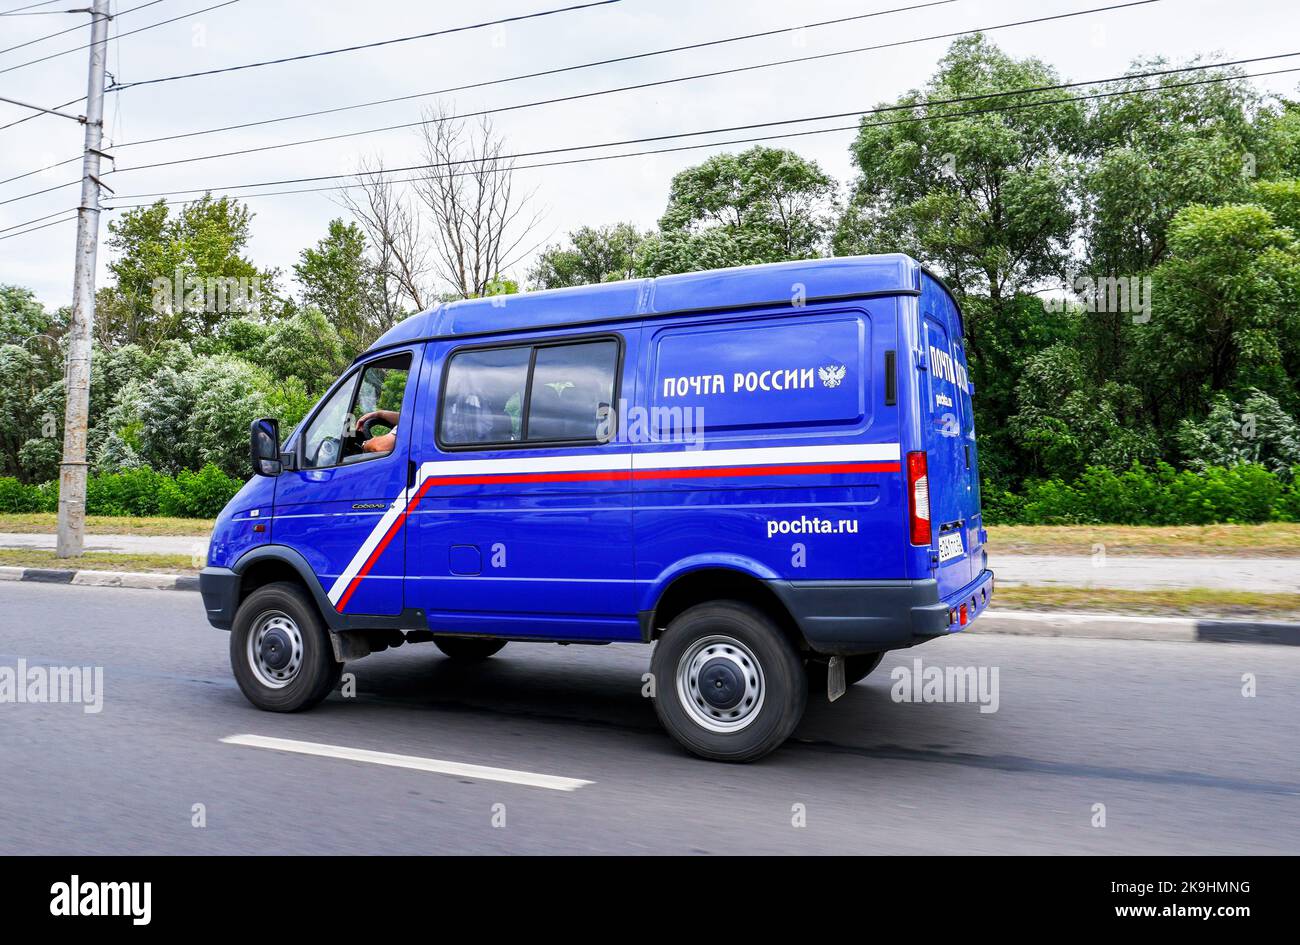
[250,417,282,477]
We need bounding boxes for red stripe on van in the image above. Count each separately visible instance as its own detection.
[336,458,899,611]
[419,459,900,488]
[336,477,436,612]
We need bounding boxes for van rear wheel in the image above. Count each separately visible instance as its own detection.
[230,582,342,712]
[651,602,806,763]
[434,637,507,661]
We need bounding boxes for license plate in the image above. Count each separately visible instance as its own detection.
[938,532,965,562]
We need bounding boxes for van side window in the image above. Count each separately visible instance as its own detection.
[527,340,617,441]
[441,346,531,446]
[300,353,411,468]
[301,374,358,469]
[440,337,620,448]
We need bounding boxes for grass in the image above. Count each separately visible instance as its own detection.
[0,513,212,537]
[0,548,198,574]
[993,583,1300,619]
[987,523,1300,557]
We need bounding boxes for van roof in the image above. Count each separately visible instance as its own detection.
[363,253,951,356]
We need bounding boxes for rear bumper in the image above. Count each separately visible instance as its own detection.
[199,566,239,630]
[766,569,995,656]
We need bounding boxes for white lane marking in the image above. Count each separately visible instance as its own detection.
[220,734,593,792]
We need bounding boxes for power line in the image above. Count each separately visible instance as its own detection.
[110,0,625,90]
[0,0,238,76]
[0,216,78,241]
[0,0,64,14]
[114,0,962,147]
[0,0,965,184]
[0,0,168,57]
[0,205,73,234]
[5,49,1286,209]
[0,0,627,128]
[108,65,1300,204]
[101,0,1169,176]
[6,65,1294,243]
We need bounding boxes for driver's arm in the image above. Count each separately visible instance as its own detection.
[357,409,399,428]
[363,432,397,454]
[358,409,400,455]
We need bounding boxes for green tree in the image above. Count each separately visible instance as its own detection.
[1140,202,1300,420]
[835,35,1084,362]
[0,285,55,345]
[638,146,836,275]
[255,307,349,396]
[529,223,644,288]
[1176,389,1300,474]
[100,195,282,349]
[294,218,398,352]
[1083,59,1263,275]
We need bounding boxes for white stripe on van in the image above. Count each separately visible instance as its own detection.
[326,487,412,605]
[325,441,901,607]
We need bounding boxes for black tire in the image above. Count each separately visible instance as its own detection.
[434,637,507,661]
[651,601,806,763]
[230,581,342,712]
[806,652,885,692]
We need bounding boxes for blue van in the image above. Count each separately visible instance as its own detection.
[201,253,993,761]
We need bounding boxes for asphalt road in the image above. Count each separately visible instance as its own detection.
[1,581,1297,855]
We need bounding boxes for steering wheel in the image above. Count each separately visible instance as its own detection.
[358,415,389,440]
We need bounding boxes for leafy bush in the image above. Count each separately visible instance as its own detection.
[157,464,243,518]
[987,462,1300,525]
[0,476,52,513]
[84,466,175,516]
[0,465,241,519]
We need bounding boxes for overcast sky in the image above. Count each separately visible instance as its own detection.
[1,0,1296,310]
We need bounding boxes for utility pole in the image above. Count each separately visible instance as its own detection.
[56,0,111,558]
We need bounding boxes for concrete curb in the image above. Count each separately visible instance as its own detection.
[3,566,1297,646]
[0,565,198,592]
[977,608,1300,646]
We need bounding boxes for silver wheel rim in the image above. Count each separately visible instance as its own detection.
[247,610,304,689]
[676,634,766,733]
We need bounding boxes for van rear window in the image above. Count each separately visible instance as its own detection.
[650,313,868,437]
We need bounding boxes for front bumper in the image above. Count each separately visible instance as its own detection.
[767,569,995,656]
[199,566,239,630]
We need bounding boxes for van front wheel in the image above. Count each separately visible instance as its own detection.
[651,602,806,762]
[230,582,342,712]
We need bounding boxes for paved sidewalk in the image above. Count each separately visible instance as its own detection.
[991,553,1300,594]
[0,531,207,557]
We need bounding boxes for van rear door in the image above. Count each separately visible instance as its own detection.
[918,277,978,595]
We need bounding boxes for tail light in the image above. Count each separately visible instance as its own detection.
[907,450,930,545]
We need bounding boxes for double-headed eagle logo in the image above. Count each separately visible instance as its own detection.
[818,363,847,389]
